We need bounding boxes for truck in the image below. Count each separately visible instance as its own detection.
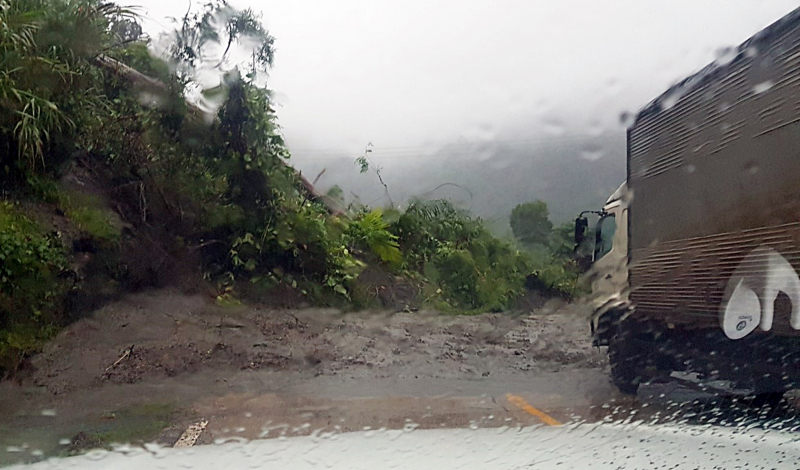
[577,8,800,400]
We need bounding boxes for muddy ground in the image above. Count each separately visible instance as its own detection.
[0,290,615,465]
[25,290,605,395]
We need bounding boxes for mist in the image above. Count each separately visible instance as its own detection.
[133,0,800,227]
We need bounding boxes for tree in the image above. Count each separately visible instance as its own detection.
[510,200,553,248]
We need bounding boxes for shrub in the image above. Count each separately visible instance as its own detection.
[0,201,68,373]
[345,209,402,266]
[391,200,534,312]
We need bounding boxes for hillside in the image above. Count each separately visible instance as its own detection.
[0,0,583,378]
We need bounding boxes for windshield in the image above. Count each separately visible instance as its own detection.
[2,1,800,469]
[594,214,617,260]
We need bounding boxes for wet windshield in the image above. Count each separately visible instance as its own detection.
[2,1,800,469]
[594,215,616,260]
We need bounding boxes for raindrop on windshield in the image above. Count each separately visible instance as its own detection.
[753,80,775,94]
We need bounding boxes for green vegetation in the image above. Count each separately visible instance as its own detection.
[0,202,68,373]
[0,0,581,375]
[59,191,121,242]
[66,402,176,454]
[510,200,553,248]
[391,200,532,312]
[509,200,588,299]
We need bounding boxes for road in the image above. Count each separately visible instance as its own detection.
[8,418,800,469]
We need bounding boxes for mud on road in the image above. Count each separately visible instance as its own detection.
[24,290,606,394]
[1,290,613,466]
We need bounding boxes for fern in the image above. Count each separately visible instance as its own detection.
[347,209,402,265]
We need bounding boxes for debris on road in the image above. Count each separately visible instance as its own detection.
[174,420,209,448]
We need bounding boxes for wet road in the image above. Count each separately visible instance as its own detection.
[7,394,800,470]
[3,365,800,467]
[2,294,800,467]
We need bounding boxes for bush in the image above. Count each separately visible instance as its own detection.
[391,200,534,312]
[0,201,68,373]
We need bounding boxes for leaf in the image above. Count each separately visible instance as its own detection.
[333,284,348,296]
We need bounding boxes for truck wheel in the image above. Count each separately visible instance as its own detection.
[748,392,784,409]
[608,330,644,395]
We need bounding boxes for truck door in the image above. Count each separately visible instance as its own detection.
[591,203,629,317]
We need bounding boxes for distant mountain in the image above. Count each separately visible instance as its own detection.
[290,132,626,234]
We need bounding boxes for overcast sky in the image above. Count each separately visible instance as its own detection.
[132,0,800,164]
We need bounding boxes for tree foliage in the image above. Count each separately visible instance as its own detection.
[510,200,553,248]
[0,0,134,174]
[392,200,533,312]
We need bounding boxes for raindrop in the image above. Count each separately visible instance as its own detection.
[714,47,737,66]
[753,80,774,94]
[587,120,605,136]
[58,439,72,446]
[403,422,419,433]
[542,117,566,135]
[143,442,163,453]
[605,77,622,97]
[686,164,696,173]
[580,149,605,162]
[661,89,683,110]
[5,446,23,453]
[40,409,56,417]
[84,449,109,461]
[619,112,636,128]
[213,436,247,445]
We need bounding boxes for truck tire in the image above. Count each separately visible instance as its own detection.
[748,392,785,409]
[608,327,644,395]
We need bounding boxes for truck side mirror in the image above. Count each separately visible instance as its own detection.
[574,217,588,248]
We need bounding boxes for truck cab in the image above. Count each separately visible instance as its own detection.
[582,183,629,347]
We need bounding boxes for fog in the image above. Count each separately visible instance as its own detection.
[133,0,800,224]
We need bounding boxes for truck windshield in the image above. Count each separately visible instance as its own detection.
[595,214,616,260]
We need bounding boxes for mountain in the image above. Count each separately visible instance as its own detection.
[290,132,626,234]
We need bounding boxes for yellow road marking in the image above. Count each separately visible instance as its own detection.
[506,394,562,426]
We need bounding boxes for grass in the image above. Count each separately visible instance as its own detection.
[66,206,120,241]
[57,189,121,242]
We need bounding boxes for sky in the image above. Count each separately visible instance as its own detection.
[129,0,800,219]
[133,1,800,153]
